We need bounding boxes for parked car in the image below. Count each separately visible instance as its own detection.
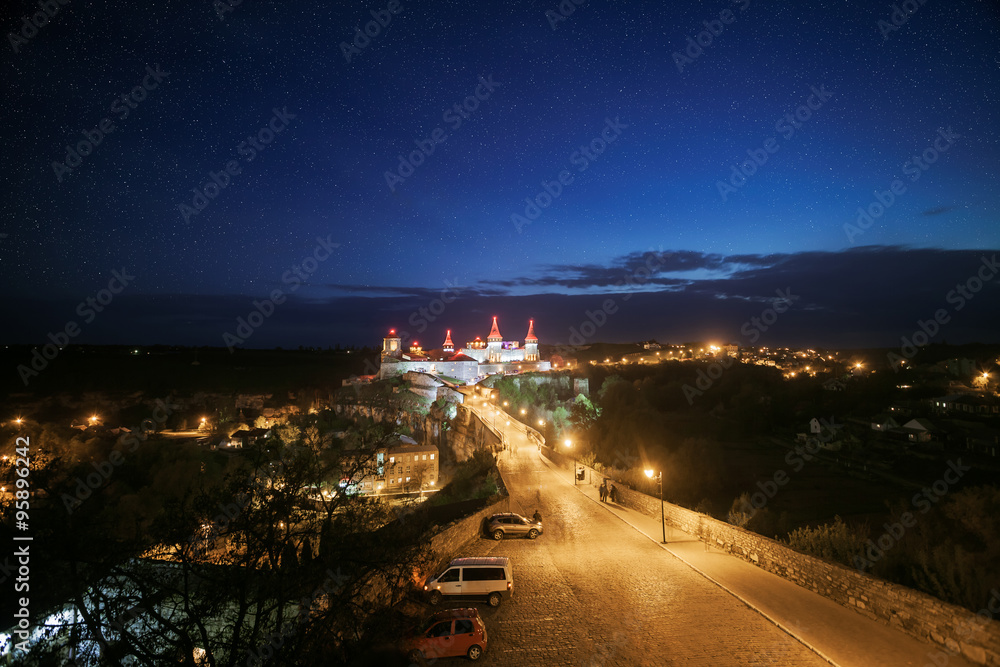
[402,607,488,662]
[485,512,542,541]
[424,556,513,607]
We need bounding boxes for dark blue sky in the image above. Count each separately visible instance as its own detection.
[2,0,999,350]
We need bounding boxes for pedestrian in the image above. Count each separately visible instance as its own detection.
[599,483,607,502]
[533,509,542,523]
[610,484,617,503]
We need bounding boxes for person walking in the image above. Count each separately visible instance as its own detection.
[533,509,542,523]
[609,484,618,504]
[599,482,607,502]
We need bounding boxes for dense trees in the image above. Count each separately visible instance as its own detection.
[0,414,431,666]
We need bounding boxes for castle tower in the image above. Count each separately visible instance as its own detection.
[442,330,454,354]
[486,316,503,363]
[524,319,538,361]
[382,328,402,359]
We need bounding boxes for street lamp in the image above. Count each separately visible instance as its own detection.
[645,469,665,543]
[565,439,577,485]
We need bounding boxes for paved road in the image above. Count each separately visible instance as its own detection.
[424,402,828,666]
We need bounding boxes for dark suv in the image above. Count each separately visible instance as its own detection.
[485,512,542,540]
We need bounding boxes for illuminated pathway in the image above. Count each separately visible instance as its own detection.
[454,399,828,666]
[455,396,977,666]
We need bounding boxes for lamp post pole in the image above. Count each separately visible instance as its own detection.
[658,473,665,543]
[646,469,666,543]
[565,439,576,485]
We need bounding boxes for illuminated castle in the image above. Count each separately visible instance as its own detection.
[378,317,549,382]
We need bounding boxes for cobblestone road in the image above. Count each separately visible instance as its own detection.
[420,407,829,666]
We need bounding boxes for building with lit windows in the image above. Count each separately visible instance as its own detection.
[344,436,439,496]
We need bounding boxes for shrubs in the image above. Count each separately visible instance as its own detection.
[786,516,867,567]
[426,449,499,507]
[728,492,753,528]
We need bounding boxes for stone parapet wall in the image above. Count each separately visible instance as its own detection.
[540,444,1000,666]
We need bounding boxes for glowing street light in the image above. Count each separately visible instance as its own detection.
[565,439,577,486]
[520,408,526,416]
[645,468,665,543]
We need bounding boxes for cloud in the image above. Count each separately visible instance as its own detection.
[922,206,954,216]
[4,246,998,351]
[320,284,507,298]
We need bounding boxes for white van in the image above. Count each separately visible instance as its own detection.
[423,557,513,607]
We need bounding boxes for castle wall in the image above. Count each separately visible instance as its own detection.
[478,361,551,375]
[460,347,487,363]
[379,360,479,381]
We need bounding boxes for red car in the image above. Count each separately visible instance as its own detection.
[402,607,488,662]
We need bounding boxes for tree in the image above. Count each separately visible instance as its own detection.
[6,415,432,666]
[569,394,600,432]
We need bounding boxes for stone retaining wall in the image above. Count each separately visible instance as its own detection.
[540,444,1000,666]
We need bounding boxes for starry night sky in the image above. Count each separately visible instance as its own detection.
[2,0,999,351]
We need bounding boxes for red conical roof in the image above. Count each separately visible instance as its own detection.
[443,330,454,347]
[524,319,537,342]
[487,316,502,341]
